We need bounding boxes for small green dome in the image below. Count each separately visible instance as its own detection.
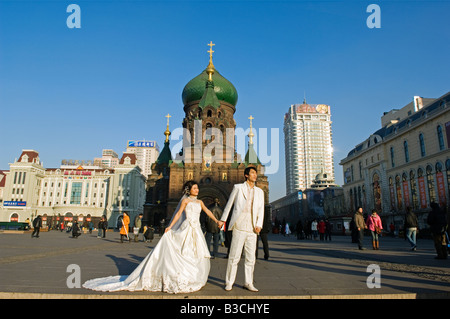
[182,68,238,107]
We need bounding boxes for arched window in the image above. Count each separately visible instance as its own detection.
[207,110,212,117]
[403,141,409,163]
[10,213,19,222]
[437,125,445,151]
[426,165,436,203]
[359,161,362,179]
[419,133,426,157]
[205,123,212,140]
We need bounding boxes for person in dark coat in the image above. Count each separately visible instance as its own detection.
[204,199,223,258]
[31,215,42,238]
[427,202,448,259]
[256,208,271,260]
[404,206,419,250]
[72,221,81,239]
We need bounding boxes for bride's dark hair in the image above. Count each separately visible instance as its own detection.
[183,180,198,195]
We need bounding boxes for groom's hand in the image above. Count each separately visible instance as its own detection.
[255,227,261,234]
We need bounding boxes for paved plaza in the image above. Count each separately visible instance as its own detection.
[0,229,449,300]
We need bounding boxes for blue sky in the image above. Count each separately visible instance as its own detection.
[1,0,449,202]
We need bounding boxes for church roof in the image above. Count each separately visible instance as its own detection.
[198,80,221,109]
[182,68,238,107]
[156,141,172,165]
[244,143,261,166]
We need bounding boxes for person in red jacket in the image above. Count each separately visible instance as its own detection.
[366,210,383,250]
[318,219,326,241]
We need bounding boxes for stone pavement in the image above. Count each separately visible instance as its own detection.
[0,229,449,300]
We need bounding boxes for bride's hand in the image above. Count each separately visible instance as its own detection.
[165,227,171,233]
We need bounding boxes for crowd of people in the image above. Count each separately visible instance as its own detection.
[27,201,449,261]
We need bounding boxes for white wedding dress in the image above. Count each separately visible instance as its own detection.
[83,200,211,293]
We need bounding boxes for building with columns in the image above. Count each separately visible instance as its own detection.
[0,149,146,228]
[340,92,450,230]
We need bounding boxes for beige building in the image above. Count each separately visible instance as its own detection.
[0,150,146,228]
[126,140,159,179]
[340,92,450,229]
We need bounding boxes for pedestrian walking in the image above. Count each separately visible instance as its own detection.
[354,207,367,250]
[256,207,271,260]
[133,214,143,242]
[120,212,130,243]
[31,215,42,238]
[311,219,318,240]
[318,219,326,241]
[427,202,448,259]
[325,219,332,241]
[204,199,222,258]
[97,217,103,238]
[366,210,383,250]
[404,206,419,251]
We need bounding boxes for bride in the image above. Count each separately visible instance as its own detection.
[83,181,223,294]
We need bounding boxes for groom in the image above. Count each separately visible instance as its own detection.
[219,166,265,292]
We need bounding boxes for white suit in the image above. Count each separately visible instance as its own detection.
[220,182,265,288]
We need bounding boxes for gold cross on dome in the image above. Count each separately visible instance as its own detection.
[165,113,171,125]
[248,115,254,128]
[207,41,215,59]
[248,115,255,144]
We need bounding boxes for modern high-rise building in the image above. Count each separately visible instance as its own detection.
[284,100,335,195]
[126,140,160,179]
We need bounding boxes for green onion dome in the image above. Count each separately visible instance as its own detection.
[182,68,238,107]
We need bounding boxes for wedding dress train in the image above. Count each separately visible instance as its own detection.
[83,200,211,294]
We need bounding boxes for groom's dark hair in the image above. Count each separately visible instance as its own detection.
[244,167,257,181]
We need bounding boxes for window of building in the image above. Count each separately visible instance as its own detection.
[70,182,82,205]
[390,147,395,168]
[437,125,445,151]
[419,133,426,157]
[403,141,409,163]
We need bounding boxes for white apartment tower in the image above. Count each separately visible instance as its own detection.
[284,100,335,195]
[126,140,160,179]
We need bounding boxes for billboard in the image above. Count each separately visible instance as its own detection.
[3,201,26,207]
[127,140,156,148]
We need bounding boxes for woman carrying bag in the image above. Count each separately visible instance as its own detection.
[366,210,383,250]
